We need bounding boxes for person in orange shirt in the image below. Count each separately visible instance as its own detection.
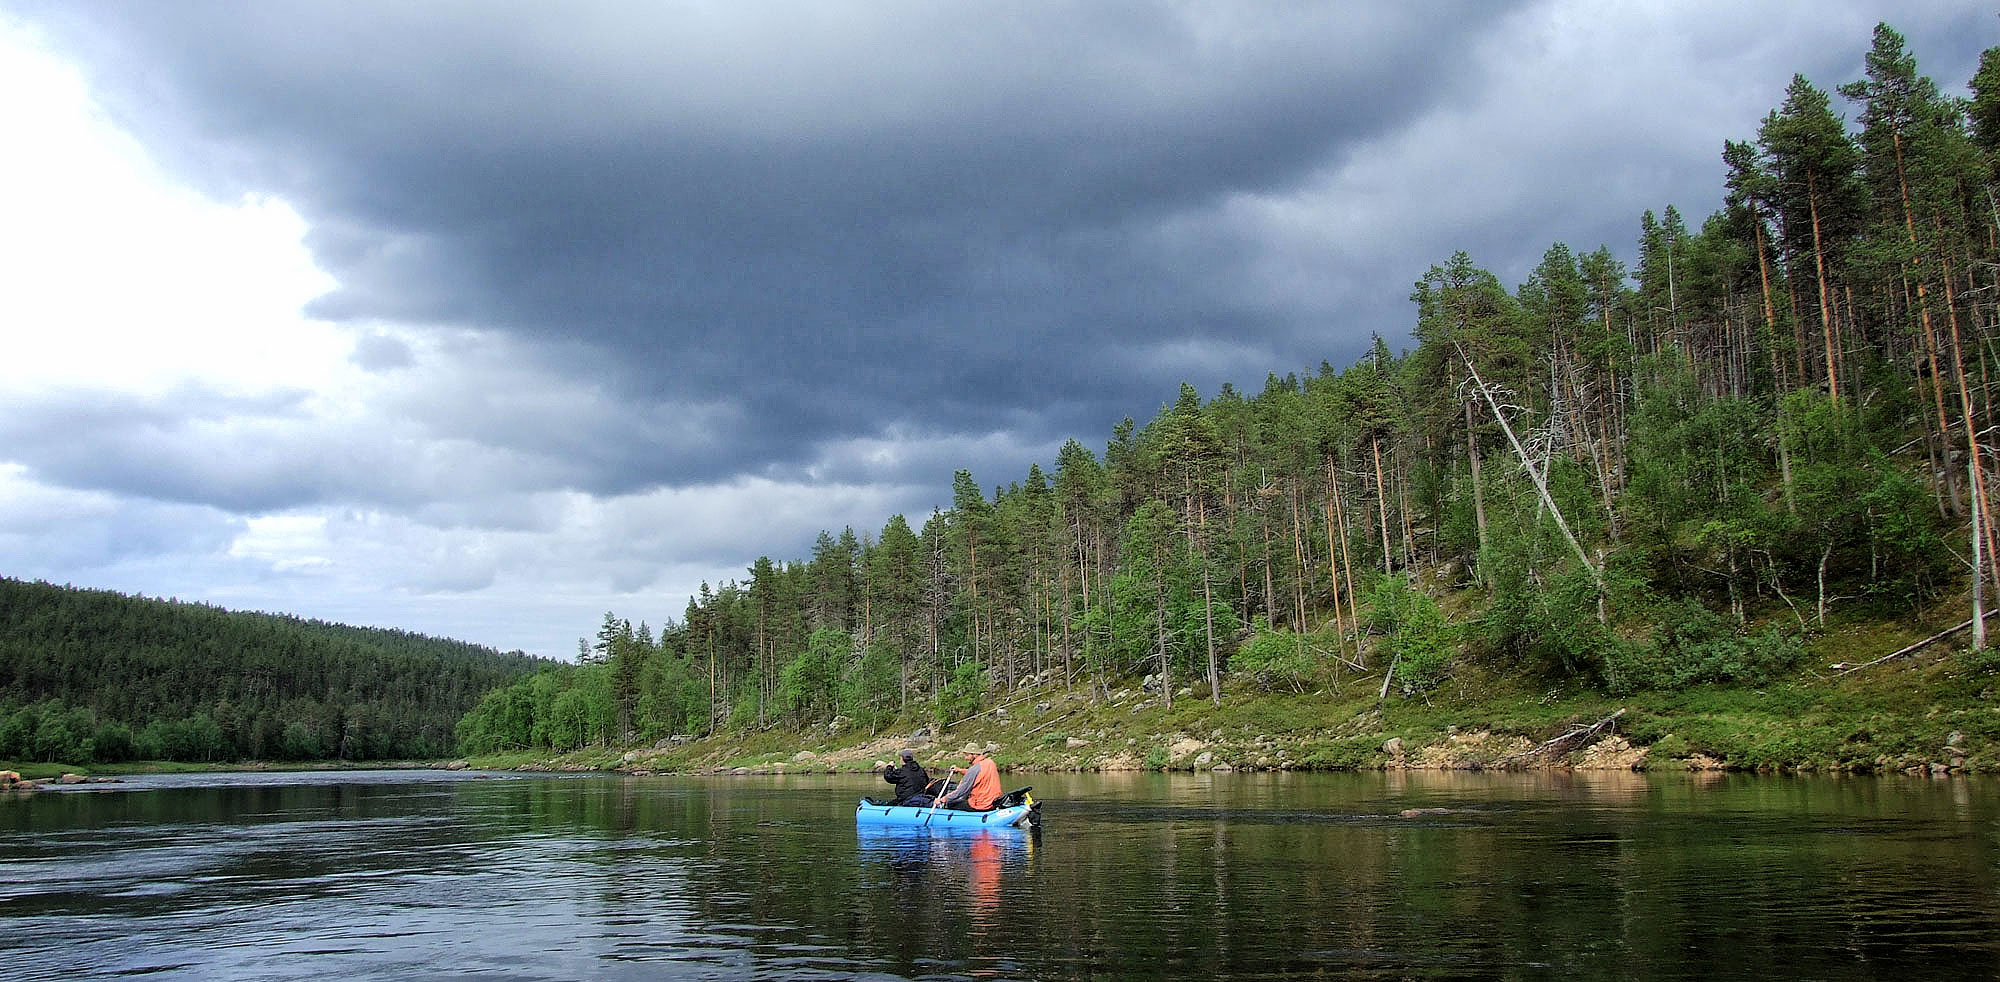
[940,748,1002,811]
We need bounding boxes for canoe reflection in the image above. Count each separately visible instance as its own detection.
[855,824,1034,915]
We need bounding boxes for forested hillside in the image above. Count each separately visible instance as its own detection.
[456,26,1999,756]
[0,578,547,764]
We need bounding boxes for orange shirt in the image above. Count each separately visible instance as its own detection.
[964,757,1002,811]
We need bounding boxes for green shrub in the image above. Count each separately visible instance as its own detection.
[1296,737,1382,769]
[939,662,987,725]
[1647,734,1691,759]
[778,630,847,727]
[1602,639,1668,695]
[1229,623,1321,693]
[1373,575,1457,694]
[280,721,323,760]
[92,721,135,762]
[727,688,761,730]
[1606,602,1805,694]
[1393,595,1457,693]
[837,641,901,732]
[0,706,34,759]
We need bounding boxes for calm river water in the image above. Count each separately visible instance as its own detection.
[5,769,1999,980]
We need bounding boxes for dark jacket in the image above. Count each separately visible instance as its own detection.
[883,760,930,803]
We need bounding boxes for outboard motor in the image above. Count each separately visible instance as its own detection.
[1000,786,1043,828]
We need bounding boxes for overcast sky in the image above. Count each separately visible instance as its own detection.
[0,2,1989,658]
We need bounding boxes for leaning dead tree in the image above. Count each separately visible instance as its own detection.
[1456,342,1605,596]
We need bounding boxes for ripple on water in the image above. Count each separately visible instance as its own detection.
[9,772,2000,980]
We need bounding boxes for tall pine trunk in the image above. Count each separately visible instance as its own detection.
[1371,435,1393,572]
[1807,172,1840,401]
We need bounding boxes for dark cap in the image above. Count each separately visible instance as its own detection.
[899,749,915,760]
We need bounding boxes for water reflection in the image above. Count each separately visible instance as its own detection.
[5,770,2000,980]
[855,824,1032,908]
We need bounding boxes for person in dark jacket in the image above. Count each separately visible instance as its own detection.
[882,749,930,805]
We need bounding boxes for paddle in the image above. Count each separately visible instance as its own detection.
[923,766,962,826]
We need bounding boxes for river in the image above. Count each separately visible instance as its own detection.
[4,768,1998,979]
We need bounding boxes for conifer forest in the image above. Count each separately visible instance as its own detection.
[0,578,544,764]
[452,26,2000,756]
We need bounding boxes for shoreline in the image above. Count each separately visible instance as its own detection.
[14,635,1995,784]
[477,643,1996,779]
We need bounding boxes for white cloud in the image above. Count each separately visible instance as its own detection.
[0,19,346,402]
[228,513,334,570]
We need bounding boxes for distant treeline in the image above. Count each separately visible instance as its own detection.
[0,578,548,764]
[459,24,2000,754]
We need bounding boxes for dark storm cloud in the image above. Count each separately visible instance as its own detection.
[18,0,1530,494]
[0,385,382,512]
[0,371,740,514]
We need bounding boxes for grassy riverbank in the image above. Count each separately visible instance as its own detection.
[458,608,2000,779]
[12,610,1994,784]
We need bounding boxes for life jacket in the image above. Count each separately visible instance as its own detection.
[965,757,1003,811]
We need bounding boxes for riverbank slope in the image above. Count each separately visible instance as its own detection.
[467,611,2000,779]
[16,611,1993,784]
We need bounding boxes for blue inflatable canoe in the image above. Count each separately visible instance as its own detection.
[855,789,1039,829]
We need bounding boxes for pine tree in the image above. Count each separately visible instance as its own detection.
[1759,75,1864,400]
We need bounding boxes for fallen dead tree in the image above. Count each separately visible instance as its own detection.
[1496,709,1625,769]
[1830,608,2000,675]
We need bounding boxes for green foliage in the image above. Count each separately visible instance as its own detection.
[1228,622,1322,693]
[939,662,987,725]
[1776,390,1946,610]
[134,714,228,763]
[1372,575,1457,694]
[1603,601,1806,694]
[9,702,101,764]
[1392,595,1457,694]
[1294,737,1390,769]
[1623,356,1780,603]
[777,629,847,727]
[456,662,624,755]
[1108,501,1180,674]
[728,685,763,731]
[1472,464,1619,677]
[1647,734,1693,759]
[635,655,708,744]
[92,719,134,762]
[279,720,324,760]
[838,641,903,732]
[0,578,544,763]
[548,688,594,751]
